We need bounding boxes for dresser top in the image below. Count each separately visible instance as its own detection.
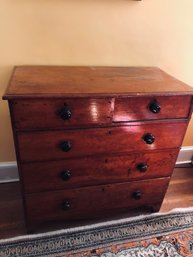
[3,66,193,99]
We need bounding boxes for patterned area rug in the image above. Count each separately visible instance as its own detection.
[0,208,193,257]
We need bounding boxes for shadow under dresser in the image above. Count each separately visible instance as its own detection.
[3,66,193,232]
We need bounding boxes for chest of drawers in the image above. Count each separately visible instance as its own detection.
[3,66,193,231]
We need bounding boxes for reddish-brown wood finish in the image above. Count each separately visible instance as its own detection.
[17,122,188,162]
[1,167,193,238]
[25,178,170,224]
[21,149,178,193]
[11,98,113,130]
[3,66,193,231]
[113,95,192,122]
[10,95,192,130]
[3,66,193,99]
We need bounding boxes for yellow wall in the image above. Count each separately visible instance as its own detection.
[1,0,193,161]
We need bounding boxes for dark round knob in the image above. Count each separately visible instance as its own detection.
[61,170,71,180]
[149,100,161,114]
[143,133,155,144]
[60,140,71,152]
[136,163,148,172]
[132,191,142,200]
[62,201,70,210]
[58,106,72,120]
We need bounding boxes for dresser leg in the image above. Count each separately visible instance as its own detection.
[150,203,161,213]
[26,228,36,234]
[26,224,36,234]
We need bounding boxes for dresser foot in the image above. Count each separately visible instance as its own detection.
[150,204,161,213]
[27,229,36,234]
[26,226,36,234]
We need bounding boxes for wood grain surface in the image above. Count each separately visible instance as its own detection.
[21,149,178,193]
[3,66,193,99]
[10,95,192,130]
[25,177,170,225]
[113,95,192,121]
[17,122,188,162]
[11,98,113,130]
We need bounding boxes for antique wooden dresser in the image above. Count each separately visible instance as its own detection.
[3,66,193,231]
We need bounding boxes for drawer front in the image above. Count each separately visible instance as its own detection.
[25,178,170,223]
[113,96,192,122]
[11,98,112,129]
[17,122,187,162]
[21,149,178,193]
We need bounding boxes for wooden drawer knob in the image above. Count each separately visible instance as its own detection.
[60,140,71,152]
[61,170,71,180]
[143,133,155,144]
[58,106,72,120]
[62,201,70,210]
[132,191,142,200]
[149,99,161,113]
[136,163,148,172]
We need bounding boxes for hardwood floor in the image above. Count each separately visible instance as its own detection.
[0,167,193,239]
[161,167,193,212]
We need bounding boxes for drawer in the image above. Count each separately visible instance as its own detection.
[11,98,113,129]
[17,122,187,162]
[25,178,170,223]
[21,149,178,193]
[113,95,192,122]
